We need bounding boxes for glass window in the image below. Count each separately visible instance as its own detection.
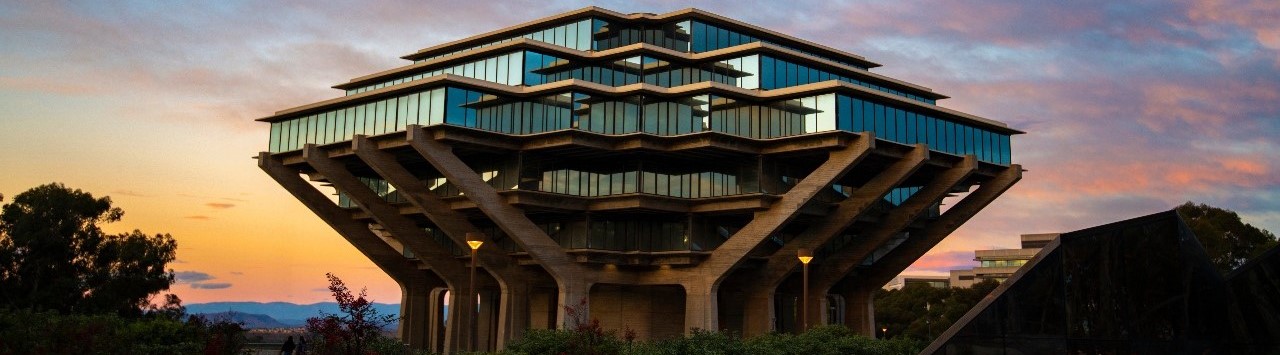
[905,112,916,144]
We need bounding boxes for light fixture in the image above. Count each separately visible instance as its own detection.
[466,232,484,250]
[797,248,813,264]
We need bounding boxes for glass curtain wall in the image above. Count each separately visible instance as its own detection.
[270,88,446,152]
[835,94,1011,165]
[414,18,596,63]
[272,86,1011,165]
[349,51,537,95]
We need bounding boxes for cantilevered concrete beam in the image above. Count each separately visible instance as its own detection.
[740,145,927,337]
[300,145,476,352]
[258,152,440,350]
[843,164,1021,336]
[670,133,873,332]
[802,156,978,330]
[352,135,532,346]
[405,126,593,328]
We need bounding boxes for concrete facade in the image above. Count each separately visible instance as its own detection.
[949,233,1056,288]
[884,275,950,290]
[256,7,1021,353]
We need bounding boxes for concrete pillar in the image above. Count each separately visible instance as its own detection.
[476,289,498,352]
[496,282,530,347]
[683,281,719,333]
[741,290,775,337]
[399,279,432,349]
[428,288,448,353]
[842,287,876,337]
[556,280,592,329]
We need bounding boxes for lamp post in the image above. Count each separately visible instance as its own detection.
[797,248,813,332]
[466,232,484,352]
[882,327,888,339]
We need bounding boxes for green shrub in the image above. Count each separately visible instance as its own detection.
[0,308,244,355]
[502,325,923,355]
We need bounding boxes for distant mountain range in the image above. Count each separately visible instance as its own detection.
[186,302,400,328]
[196,311,294,328]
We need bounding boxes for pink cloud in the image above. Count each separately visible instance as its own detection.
[906,250,975,273]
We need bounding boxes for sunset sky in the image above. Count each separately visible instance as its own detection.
[1,1,1277,305]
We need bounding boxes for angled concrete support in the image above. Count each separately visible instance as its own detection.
[857,165,1023,289]
[352,135,531,347]
[703,133,874,279]
[840,165,1021,335]
[257,152,434,349]
[664,133,871,334]
[740,144,926,337]
[406,126,591,328]
[805,156,978,325]
[300,145,476,352]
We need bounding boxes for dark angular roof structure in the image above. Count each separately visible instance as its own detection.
[923,210,1280,354]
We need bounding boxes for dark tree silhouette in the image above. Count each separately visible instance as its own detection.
[305,273,397,355]
[875,279,1001,341]
[1176,202,1278,274]
[0,183,177,316]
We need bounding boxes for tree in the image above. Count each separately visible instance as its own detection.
[874,279,1000,341]
[1176,202,1278,274]
[305,273,398,355]
[0,183,178,316]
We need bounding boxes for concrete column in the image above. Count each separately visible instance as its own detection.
[428,288,449,353]
[741,289,775,337]
[683,281,719,333]
[400,279,433,349]
[556,280,592,329]
[476,289,498,352]
[841,287,876,337]
[444,289,470,353]
[496,282,530,346]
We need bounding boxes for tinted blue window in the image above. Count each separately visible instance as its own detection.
[445,88,467,125]
[837,95,851,131]
[1001,135,1011,164]
[850,98,862,132]
[716,26,728,50]
[924,116,936,147]
[691,21,707,52]
[894,108,906,142]
[875,104,887,138]
[862,99,874,135]
[944,120,954,153]
[759,56,774,89]
[906,112,917,144]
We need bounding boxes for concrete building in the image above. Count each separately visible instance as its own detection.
[884,275,951,290]
[256,7,1021,353]
[949,233,1056,287]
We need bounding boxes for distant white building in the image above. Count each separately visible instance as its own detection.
[949,234,1057,287]
[883,275,951,290]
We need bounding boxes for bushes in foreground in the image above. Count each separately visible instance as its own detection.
[0,308,245,355]
[504,325,924,355]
